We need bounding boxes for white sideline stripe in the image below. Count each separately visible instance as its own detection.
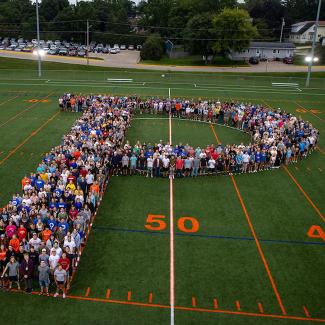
[106,78,133,81]
[168,87,171,98]
[0,81,324,96]
[169,110,175,325]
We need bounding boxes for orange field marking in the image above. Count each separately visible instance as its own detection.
[213,298,218,309]
[294,101,325,123]
[0,95,20,107]
[63,294,325,323]
[258,302,264,314]
[127,291,132,301]
[209,124,286,315]
[106,289,111,299]
[0,92,54,128]
[283,166,324,222]
[85,287,91,297]
[0,111,60,166]
[148,292,153,304]
[192,297,197,307]
[236,300,241,311]
[209,123,221,145]
[303,306,311,318]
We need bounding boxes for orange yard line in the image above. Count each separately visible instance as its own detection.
[294,101,325,123]
[85,287,91,297]
[127,291,132,301]
[230,175,286,315]
[258,302,264,314]
[213,298,219,309]
[303,306,311,318]
[148,292,153,304]
[106,289,111,299]
[236,300,241,311]
[209,124,221,145]
[283,166,325,222]
[192,297,197,307]
[0,92,54,128]
[209,124,287,315]
[0,111,60,166]
[0,95,20,107]
[61,294,325,323]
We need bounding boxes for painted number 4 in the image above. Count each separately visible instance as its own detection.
[307,225,325,241]
[145,214,199,233]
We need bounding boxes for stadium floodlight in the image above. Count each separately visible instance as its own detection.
[305,56,319,63]
[35,0,42,77]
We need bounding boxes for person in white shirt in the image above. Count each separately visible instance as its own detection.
[147,156,153,178]
[208,158,216,173]
[49,250,60,272]
[29,233,42,251]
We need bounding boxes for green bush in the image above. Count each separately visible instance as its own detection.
[140,34,164,61]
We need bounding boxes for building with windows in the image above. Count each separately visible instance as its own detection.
[230,42,295,61]
[289,21,325,44]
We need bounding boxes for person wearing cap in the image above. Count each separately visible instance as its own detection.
[39,248,49,266]
[38,260,50,296]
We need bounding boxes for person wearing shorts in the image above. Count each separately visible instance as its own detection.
[54,264,67,298]
[1,256,20,290]
[38,260,50,296]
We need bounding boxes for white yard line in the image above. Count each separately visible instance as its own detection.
[168,87,175,325]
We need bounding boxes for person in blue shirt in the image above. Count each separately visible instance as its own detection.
[58,218,69,235]
[47,216,57,232]
[35,176,45,191]
[54,188,63,198]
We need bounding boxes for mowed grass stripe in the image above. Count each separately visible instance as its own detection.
[0,94,21,107]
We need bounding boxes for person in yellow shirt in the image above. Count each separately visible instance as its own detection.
[40,172,48,182]
[66,180,76,192]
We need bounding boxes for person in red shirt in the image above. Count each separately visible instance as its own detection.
[58,252,70,282]
[17,224,27,241]
[68,206,78,225]
[175,157,184,178]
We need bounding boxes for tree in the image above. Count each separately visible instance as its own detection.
[140,34,164,60]
[183,13,216,62]
[212,8,257,56]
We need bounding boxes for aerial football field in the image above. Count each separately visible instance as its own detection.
[0,58,324,324]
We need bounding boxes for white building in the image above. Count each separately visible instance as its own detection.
[230,42,295,61]
[289,21,325,44]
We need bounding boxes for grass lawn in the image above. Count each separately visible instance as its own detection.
[0,57,324,324]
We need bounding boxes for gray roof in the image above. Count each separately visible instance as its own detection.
[290,22,314,35]
[250,42,295,49]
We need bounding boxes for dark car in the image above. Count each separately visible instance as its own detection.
[249,57,259,65]
[59,48,68,56]
[283,57,293,64]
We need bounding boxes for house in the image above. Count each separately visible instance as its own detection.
[230,42,295,61]
[289,21,325,44]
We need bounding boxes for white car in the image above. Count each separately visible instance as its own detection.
[109,48,117,54]
[120,45,126,50]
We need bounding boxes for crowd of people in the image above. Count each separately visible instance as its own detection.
[0,94,130,296]
[0,93,318,297]
[59,95,319,177]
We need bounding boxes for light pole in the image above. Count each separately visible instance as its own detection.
[86,20,92,66]
[279,18,285,43]
[35,0,42,77]
[306,0,322,87]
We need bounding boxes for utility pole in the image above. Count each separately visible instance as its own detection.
[279,18,285,43]
[86,19,89,65]
[35,0,41,77]
[306,0,322,87]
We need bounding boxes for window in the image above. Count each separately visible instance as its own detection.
[273,49,276,54]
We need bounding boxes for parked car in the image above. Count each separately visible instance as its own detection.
[22,46,33,52]
[109,48,117,54]
[8,44,17,51]
[69,49,77,56]
[59,48,68,55]
[77,50,86,57]
[283,57,293,64]
[120,44,126,50]
[48,49,59,55]
[249,56,259,64]
[136,45,142,51]
[102,47,109,53]
[113,44,120,52]
[128,45,134,50]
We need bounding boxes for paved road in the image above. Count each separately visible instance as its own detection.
[1,50,325,73]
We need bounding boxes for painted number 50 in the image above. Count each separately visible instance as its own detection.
[145,214,199,233]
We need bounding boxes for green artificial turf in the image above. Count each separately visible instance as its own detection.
[0,58,324,324]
